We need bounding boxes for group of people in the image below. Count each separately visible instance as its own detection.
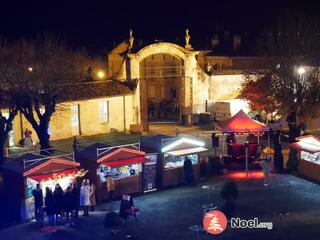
[32,179,96,226]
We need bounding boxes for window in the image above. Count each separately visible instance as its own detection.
[99,101,109,123]
[71,105,80,136]
[171,88,177,98]
[148,85,156,98]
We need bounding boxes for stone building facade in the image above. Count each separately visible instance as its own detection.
[108,30,269,130]
[1,30,271,147]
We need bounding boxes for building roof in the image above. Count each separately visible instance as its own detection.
[0,80,135,108]
[61,80,135,102]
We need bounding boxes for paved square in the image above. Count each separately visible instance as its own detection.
[1,173,320,240]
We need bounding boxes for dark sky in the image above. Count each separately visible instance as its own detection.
[0,0,318,54]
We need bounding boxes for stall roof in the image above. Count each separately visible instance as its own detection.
[140,134,174,152]
[77,143,146,166]
[167,147,208,156]
[216,110,270,133]
[161,137,207,153]
[1,153,79,176]
[290,135,320,153]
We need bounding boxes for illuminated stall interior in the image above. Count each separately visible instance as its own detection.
[1,153,82,221]
[77,143,146,202]
[141,134,207,187]
[290,135,320,181]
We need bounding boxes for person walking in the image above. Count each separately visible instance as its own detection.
[24,128,34,150]
[183,157,195,185]
[89,182,96,211]
[44,187,55,226]
[80,179,90,216]
[106,175,115,201]
[32,184,43,222]
[260,147,272,186]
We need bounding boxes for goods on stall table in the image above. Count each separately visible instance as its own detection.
[164,154,198,169]
[98,164,142,182]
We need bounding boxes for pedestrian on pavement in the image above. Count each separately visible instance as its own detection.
[32,184,43,222]
[106,175,115,201]
[260,146,272,186]
[53,183,64,222]
[183,157,195,185]
[80,179,90,216]
[72,136,80,153]
[89,182,96,211]
[45,187,55,226]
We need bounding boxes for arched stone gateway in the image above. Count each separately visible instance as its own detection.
[128,42,195,130]
[135,43,187,63]
[108,38,250,132]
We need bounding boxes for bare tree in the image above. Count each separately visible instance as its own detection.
[257,12,320,171]
[15,35,91,153]
[0,40,34,163]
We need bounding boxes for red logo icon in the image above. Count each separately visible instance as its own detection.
[203,210,227,235]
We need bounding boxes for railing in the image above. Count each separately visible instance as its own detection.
[96,142,141,158]
[142,66,185,78]
[23,152,75,170]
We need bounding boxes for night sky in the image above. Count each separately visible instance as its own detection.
[0,0,318,55]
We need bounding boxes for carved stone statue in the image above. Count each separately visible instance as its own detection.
[185,28,192,50]
[129,29,134,51]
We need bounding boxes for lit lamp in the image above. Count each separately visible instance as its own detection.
[297,66,305,75]
[97,70,105,80]
[28,67,33,72]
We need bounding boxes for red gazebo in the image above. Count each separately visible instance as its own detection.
[216,110,270,133]
[216,110,271,177]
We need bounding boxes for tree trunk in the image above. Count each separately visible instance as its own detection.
[272,130,284,172]
[286,112,300,172]
[0,136,6,165]
[36,123,53,155]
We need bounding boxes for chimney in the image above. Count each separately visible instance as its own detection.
[211,34,220,49]
[233,35,242,52]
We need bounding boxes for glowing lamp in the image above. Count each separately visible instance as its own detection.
[28,67,33,72]
[97,70,105,79]
[297,66,305,75]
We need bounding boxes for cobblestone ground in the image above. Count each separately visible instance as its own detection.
[1,172,320,240]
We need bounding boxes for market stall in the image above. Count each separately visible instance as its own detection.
[77,143,146,202]
[216,110,270,177]
[141,134,208,188]
[290,135,320,181]
[1,153,82,221]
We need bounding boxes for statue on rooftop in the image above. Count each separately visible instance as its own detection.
[185,28,192,50]
[129,29,134,51]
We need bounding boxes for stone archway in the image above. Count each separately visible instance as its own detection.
[130,43,188,130]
